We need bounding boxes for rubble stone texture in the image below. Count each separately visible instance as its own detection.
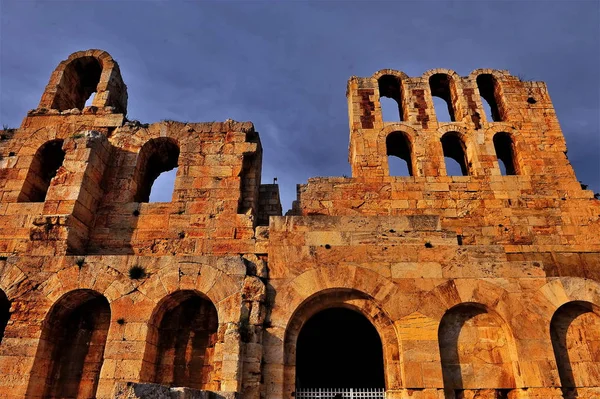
[0,50,598,399]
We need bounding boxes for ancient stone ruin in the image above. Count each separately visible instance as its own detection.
[0,49,598,399]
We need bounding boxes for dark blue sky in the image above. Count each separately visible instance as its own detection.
[1,0,599,209]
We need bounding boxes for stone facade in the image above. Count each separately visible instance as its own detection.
[0,50,598,399]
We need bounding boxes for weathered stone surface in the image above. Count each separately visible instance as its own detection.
[0,51,598,399]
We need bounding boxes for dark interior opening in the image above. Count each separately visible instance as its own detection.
[134,138,180,203]
[386,131,413,176]
[378,75,404,121]
[441,133,469,176]
[52,56,102,111]
[18,140,65,202]
[153,293,218,390]
[477,74,504,122]
[493,132,517,175]
[296,307,385,389]
[42,292,110,399]
[429,73,455,122]
[0,290,10,343]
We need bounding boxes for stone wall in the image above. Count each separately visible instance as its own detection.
[0,50,598,399]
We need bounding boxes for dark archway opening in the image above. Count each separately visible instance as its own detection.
[477,74,504,122]
[441,133,469,176]
[51,56,102,111]
[296,307,385,389]
[430,74,455,122]
[386,131,413,176]
[134,138,180,203]
[0,290,10,343]
[378,75,404,121]
[149,292,219,390]
[493,132,517,175]
[18,139,66,202]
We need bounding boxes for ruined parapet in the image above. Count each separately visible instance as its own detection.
[257,184,283,225]
[37,49,128,114]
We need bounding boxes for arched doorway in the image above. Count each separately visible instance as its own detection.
[296,307,385,396]
[141,290,219,391]
[26,289,111,399]
[551,301,600,396]
[438,303,516,397]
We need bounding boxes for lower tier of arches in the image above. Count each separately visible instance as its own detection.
[0,259,598,399]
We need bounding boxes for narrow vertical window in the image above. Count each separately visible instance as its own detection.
[477,74,505,122]
[429,74,455,122]
[18,140,66,202]
[378,75,404,121]
[441,132,469,176]
[134,138,180,203]
[386,131,412,176]
[493,132,517,175]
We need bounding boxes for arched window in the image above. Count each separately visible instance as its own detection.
[51,56,102,111]
[386,131,413,176]
[441,132,469,176]
[378,75,404,121]
[296,308,384,390]
[18,140,65,203]
[429,73,455,122]
[493,132,517,175]
[134,138,180,203]
[142,290,219,390]
[0,290,10,344]
[551,301,600,394]
[26,290,110,399]
[477,74,505,122]
[439,303,515,395]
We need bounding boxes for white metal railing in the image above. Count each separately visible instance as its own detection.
[296,388,385,398]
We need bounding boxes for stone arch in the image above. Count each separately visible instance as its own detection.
[377,124,418,177]
[424,279,524,389]
[385,131,414,177]
[422,68,463,123]
[440,131,470,176]
[283,288,402,396]
[271,266,402,397]
[372,69,409,82]
[493,132,518,175]
[475,73,507,122]
[551,301,600,393]
[375,71,407,122]
[535,279,600,393]
[140,289,220,391]
[483,125,522,176]
[133,137,180,202]
[26,289,111,399]
[438,302,517,394]
[17,139,65,202]
[38,49,127,113]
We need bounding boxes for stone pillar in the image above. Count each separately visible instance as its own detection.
[29,130,111,255]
